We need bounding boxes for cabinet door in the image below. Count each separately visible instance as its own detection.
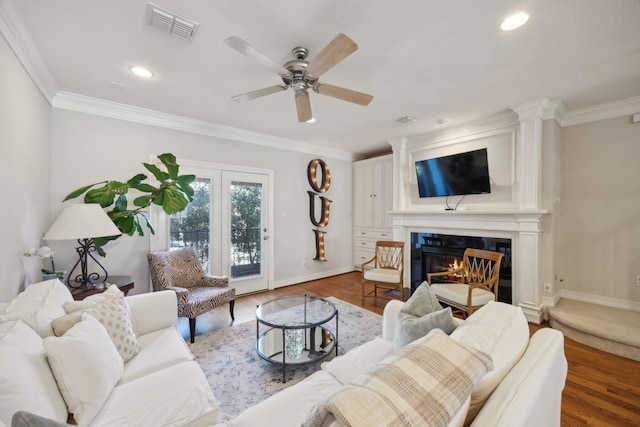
[369,160,385,227]
[354,163,372,227]
[354,156,393,229]
[381,156,394,228]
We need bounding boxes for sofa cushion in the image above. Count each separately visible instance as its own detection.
[228,370,342,427]
[0,279,72,337]
[321,336,393,384]
[304,329,493,427]
[0,320,68,426]
[449,301,529,424]
[43,313,124,427]
[52,291,141,362]
[393,283,456,351]
[92,361,220,427]
[120,327,194,384]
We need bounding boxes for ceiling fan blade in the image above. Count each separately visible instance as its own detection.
[231,85,288,102]
[295,90,313,122]
[314,83,373,106]
[224,36,291,79]
[305,33,358,79]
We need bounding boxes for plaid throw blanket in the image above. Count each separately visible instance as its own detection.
[304,329,493,427]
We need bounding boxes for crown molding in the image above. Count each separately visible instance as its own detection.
[53,91,354,161]
[511,98,567,124]
[561,96,640,127]
[0,0,58,103]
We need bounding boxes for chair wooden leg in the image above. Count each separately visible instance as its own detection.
[229,300,235,321]
[189,318,196,344]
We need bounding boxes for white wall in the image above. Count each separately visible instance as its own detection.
[559,115,640,308]
[49,109,354,295]
[0,34,51,302]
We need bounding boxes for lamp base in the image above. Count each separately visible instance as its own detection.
[66,238,110,289]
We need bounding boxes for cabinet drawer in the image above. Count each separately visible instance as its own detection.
[355,249,374,266]
[355,239,376,250]
[355,229,392,240]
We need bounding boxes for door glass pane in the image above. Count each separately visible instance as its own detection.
[230,181,262,279]
[169,177,211,272]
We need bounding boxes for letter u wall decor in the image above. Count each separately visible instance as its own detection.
[307,159,332,261]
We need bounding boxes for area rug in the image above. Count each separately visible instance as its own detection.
[188,297,382,422]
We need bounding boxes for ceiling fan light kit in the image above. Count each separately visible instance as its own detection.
[224,33,373,123]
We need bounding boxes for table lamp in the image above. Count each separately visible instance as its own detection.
[43,204,121,289]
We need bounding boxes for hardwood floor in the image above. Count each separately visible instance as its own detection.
[180,272,640,427]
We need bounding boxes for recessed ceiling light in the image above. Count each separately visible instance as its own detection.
[436,118,450,125]
[501,12,529,31]
[129,66,154,78]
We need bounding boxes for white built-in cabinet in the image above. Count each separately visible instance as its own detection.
[353,154,393,267]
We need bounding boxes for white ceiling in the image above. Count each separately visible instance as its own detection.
[9,0,640,157]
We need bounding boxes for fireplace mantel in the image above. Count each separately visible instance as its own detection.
[389,209,551,323]
[389,210,549,233]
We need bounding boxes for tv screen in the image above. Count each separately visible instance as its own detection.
[415,148,491,198]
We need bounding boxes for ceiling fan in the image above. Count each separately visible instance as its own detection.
[223,33,373,123]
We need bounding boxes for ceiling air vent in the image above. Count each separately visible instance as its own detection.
[147,3,198,41]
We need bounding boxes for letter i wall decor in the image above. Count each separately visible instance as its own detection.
[307,159,332,261]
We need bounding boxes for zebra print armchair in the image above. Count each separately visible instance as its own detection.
[147,247,235,343]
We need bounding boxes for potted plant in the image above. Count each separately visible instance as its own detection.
[63,153,195,255]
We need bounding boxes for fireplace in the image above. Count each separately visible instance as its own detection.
[411,232,512,304]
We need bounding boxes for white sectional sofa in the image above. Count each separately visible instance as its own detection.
[2,279,568,427]
[0,280,220,427]
[220,299,568,427]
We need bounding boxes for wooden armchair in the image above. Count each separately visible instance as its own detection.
[361,241,405,305]
[427,248,504,318]
[147,247,236,343]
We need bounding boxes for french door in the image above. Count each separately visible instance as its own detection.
[151,160,271,295]
[221,171,270,294]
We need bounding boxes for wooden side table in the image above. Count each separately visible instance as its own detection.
[71,275,135,301]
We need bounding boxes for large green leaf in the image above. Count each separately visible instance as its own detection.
[84,186,115,207]
[127,174,147,186]
[93,235,120,257]
[161,186,190,214]
[107,181,130,195]
[133,195,153,207]
[63,182,106,201]
[133,183,158,193]
[114,194,128,211]
[158,153,179,179]
[143,163,170,182]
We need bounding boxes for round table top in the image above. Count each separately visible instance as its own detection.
[256,295,337,328]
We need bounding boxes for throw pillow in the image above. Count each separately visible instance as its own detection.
[393,282,457,351]
[304,329,493,427]
[62,284,122,313]
[43,313,124,427]
[52,292,141,362]
[0,320,69,426]
[0,279,73,337]
[402,281,443,316]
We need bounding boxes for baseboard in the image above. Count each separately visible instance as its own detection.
[560,289,640,313]
[271,266,358,289]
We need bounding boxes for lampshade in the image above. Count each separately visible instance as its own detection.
[44,204,121,241]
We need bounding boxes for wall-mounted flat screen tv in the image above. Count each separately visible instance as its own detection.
[415,148,491,198]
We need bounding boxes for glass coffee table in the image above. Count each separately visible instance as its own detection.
[256,295,338,383]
